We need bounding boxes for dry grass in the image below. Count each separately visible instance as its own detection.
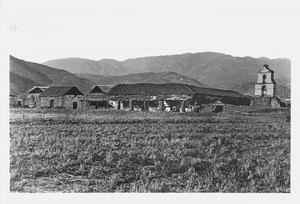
[10,108,290,192]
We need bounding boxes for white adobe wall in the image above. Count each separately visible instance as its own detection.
[266,84,276,96]
[255,84,276,96]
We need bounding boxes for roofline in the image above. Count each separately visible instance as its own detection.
[112,83,242,92]
[182,84,195,95]
[39,86,83,97]
[186,84,245,95]
[96,84,115,87]
[31,86,50,88]
[258,65,275,73]
[88,85,105,94]
[28,86,50,92]
[259,70,274,73]
[109,83,248,99]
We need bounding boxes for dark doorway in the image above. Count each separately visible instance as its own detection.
[50,99,54,108]
[17,101,22,106]
[117,101,121,110]
[73,102,77,109]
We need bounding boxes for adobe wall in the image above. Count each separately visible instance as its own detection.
[39,95,84,109]
[24,93,40,108]
[257,72,273,83]
[10,96,16,106]
[39,96,63,108]
[63,95,76,109]
[255,84,276,96]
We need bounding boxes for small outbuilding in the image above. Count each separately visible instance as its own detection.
[39,86,84,109]
[211,101,225,113]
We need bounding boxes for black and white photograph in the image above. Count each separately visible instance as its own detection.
[0,0,299,203]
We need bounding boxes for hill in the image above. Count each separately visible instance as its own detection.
[44,52,291,90]
[10,56,95,95]
[76,71,207,87]
[10,56,209,95]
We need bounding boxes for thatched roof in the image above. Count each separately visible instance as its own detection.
[98,85,114,93]
[108,83,247,99]
[87,85,114,94]
[40,86,83,97]
[89,85,104,94]
[187,85,246,98]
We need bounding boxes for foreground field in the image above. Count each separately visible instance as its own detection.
[10,108,290,192]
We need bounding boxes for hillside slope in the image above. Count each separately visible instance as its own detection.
[10,56,209,95]
[76,71,207,87]
[10,56,95,95]
[44,52,291,90]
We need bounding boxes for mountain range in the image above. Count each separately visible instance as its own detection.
[9,56,206,95]
[44,52,291,90]
[76,72,207,88]
[10,52,291,99]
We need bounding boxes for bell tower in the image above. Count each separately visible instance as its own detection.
[255,64,277,97]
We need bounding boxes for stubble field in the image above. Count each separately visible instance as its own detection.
[10,108,290,192]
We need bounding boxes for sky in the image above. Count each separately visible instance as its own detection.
[1,0,300,63]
